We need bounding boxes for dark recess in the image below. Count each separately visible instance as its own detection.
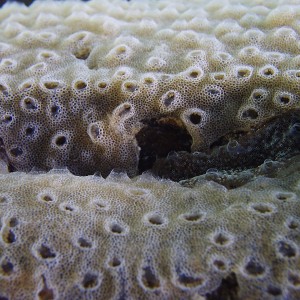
[136,117,192,173]
[151,111,300,181]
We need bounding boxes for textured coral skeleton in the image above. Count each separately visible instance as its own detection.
[0,0,299,299]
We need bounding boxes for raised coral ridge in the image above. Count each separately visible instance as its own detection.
[0,0,299,176]
[0,156,300,299]
[0,0,300,299]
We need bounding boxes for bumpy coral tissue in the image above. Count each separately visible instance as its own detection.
[0,0,299,299]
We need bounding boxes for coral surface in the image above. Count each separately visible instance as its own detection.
[0,0,299,175]
[0,156,300,299]
[0,0,300,299]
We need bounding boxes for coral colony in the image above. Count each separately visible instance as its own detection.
[0,0,299,299]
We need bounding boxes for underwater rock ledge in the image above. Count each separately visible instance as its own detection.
[151,111,300,181]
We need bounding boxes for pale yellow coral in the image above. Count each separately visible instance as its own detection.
[0,0,299,175]
[0,0,300,299]
[0,156,300,299]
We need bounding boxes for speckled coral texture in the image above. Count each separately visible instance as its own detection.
[0,0,300,299]
[0,0,299,175]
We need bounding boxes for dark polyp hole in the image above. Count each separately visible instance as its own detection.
[244,259,265,276]
[214,74,224,80]
[164,92,175,106]
[24,97,38,109]
[237,69,250,78]
[38,244,56,259]
[98,82,107,89]
[0,84,7,92]
[2,115,12,124]
[25,126,35,136]
[8,218,18,227]
[144,77,153,84]
[41,52,52,59]
[117,71,126,76]
[41,194,53,202]
[142,267,160,289]
[89,124,101,140]
[78,237,92,248]
[267,285,282,296]
[95,202,106,209]
[253,92,262,100]
[64,205,73,211]
[55,136,67,147]
[277,241,296,258]
[279,96,290,104]
[1,261,13,276]
[82,273,98,289]
[116,46,126,55]
[178,273,204,288]
[10,147,23,157]
[214,233,230,246]
[184,213,202,222]
[22,82,32,90]
[189,71,199,78]
[242,108,258,120]
[296,71,300,78]
[276,193,292,201]
[252,204,273,214]
[213,260,226,271]
[288,272,300,287]
[3,229,16,243]
[38,275,55,300]
[110,223,123,234]
[0,196,7,203]
[124,82,137,92]
[109,257,121,267]
[44,82,59,89]
[189,113,201,125]
[75,81,87,90]
[51,105,60,117]
[208,88,219,95]
[148,215,164,225]
[118,104,131,118]
[288,220,298,229]
[74,48,90,60]
[263,68,274,76]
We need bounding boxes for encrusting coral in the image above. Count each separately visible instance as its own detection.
[0,0,300,299]
[0,156,300,299]
[0,0,300,176]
